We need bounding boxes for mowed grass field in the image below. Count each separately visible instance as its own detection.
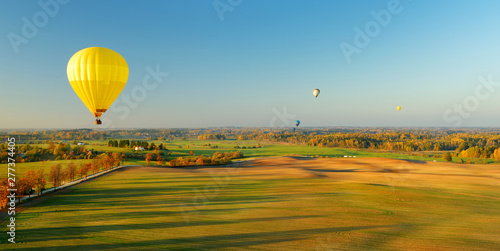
[1,157,499,250]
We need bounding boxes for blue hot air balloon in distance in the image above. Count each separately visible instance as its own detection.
[294,120,300,127]
[292,127,296,132]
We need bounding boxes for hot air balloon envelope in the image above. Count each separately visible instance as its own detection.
[294,120,300,127]
[67,47,129,123]
[313,89,320,98]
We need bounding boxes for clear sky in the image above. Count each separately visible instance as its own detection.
[2,0,500,129]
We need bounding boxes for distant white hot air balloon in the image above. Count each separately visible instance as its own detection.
[313,89,320,98]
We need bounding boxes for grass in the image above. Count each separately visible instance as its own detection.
[0,158,499,250]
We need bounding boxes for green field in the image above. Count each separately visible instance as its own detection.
[1,140,421,179]
[1,156,499,250]
[3,139,496,189]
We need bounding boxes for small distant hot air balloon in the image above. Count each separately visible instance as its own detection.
[292,127,296,132]
[312,89,320,98]
[397,106,401,111]
[67,47,129,125]
[294,120,300,127]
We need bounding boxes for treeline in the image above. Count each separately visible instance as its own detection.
[236,129,500,154]
[107,140,168,150]
[1,128,238,143]
[234,144,261,149]
[0,129,102,142]
[0,152,122,209]
[304,132,500,158]
[168,151,243,167]
[197,134,226,140]
[138,151,244,167]
[6,128,500,159]
[0,141,106,164]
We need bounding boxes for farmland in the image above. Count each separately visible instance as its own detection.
[0,156,499,250]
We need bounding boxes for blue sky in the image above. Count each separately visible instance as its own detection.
[2,0,500,129]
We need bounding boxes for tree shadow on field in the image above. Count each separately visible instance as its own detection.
[306,168,358,173]
[367,183,390,187]
[349,223,417,250]
[186,193,286,206]
[286,156,315,160]
[396,158,426,164]
[16,215,323,243]
[13,224,410,250]
[123,178,207,185]
[36,186,198,207]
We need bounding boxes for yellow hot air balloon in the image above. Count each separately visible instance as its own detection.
[67,47,129,125]
[312,88,320,98]
[397,106,401,111]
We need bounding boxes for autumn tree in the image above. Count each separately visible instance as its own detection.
[120,153,127,166]
[156,155,163,166]
[48,141,55,151]
[91,159,101,174]
[23,170,37,198]
[15,177,28,200]
[100,154,114,170]
[68,151,75,160]
[112,152,122,167]
[443,152,452,162]
[459,146,481,158]
[80,163,91,179]
[492,148,500,160]
[146,153,153,166]
[66,162,78,181]
[196,158,204,166]
[0,179,8,208]
[53,143,69,157]
[72,145,86,155]
[18,177,30,199]
[35,169,46,195]
[49,163,64,189]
